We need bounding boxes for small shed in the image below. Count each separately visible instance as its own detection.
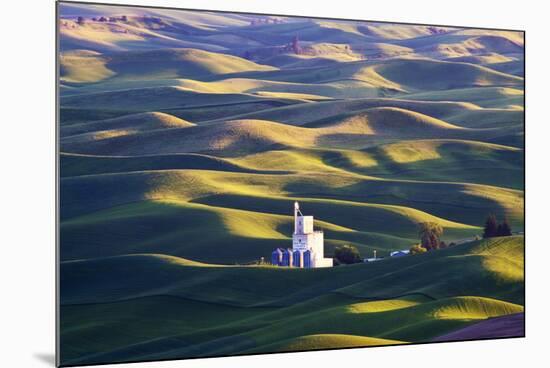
[390,250,410,257]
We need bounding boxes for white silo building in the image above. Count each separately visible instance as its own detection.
[271,202,333,268]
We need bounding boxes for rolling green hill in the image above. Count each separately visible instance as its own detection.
[193,57,523,93]
[59,152,265,177]
[60,236,524,306]
[60,86,307,112]
[372,59,523,91]
[59,164,524,264]
[445,53,517,65]
[61,48,277,84]
[60,138,523,189]
[60,236,524,365]
[247,334,404,353]
[58,4,524,366]
[60,112,194,137]
[60,108,522,157]
[403,87,524,109]
[202,97,521,129]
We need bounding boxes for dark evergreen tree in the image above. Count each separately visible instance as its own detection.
[497,217,513,236]
[483,214,499,238]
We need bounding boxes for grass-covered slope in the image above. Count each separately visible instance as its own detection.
[60,108,522,156]
[58,4,524,366]
[59,198,477,263]
[58,141,523,262]
[59,152,265,177]
[60,86,303,112]
[61,48,277,84]
[60,167,522,223]
[58,163,525,263]
[403,87,524,109]
[372,59,522,91]
[60,112,194,137]
[60,236,524,365]
[247,334,404,353]
[60,136,523,190]
[60,236,524,306]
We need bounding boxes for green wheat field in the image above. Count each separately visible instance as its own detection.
[58,2,524,366]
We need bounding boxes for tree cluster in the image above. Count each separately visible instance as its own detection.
[418,222,444,251]
[250,18,281,26]
[427,26,447,35]
[483,215,512,238]
[88,15,129,23]
[334,244,362,265]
